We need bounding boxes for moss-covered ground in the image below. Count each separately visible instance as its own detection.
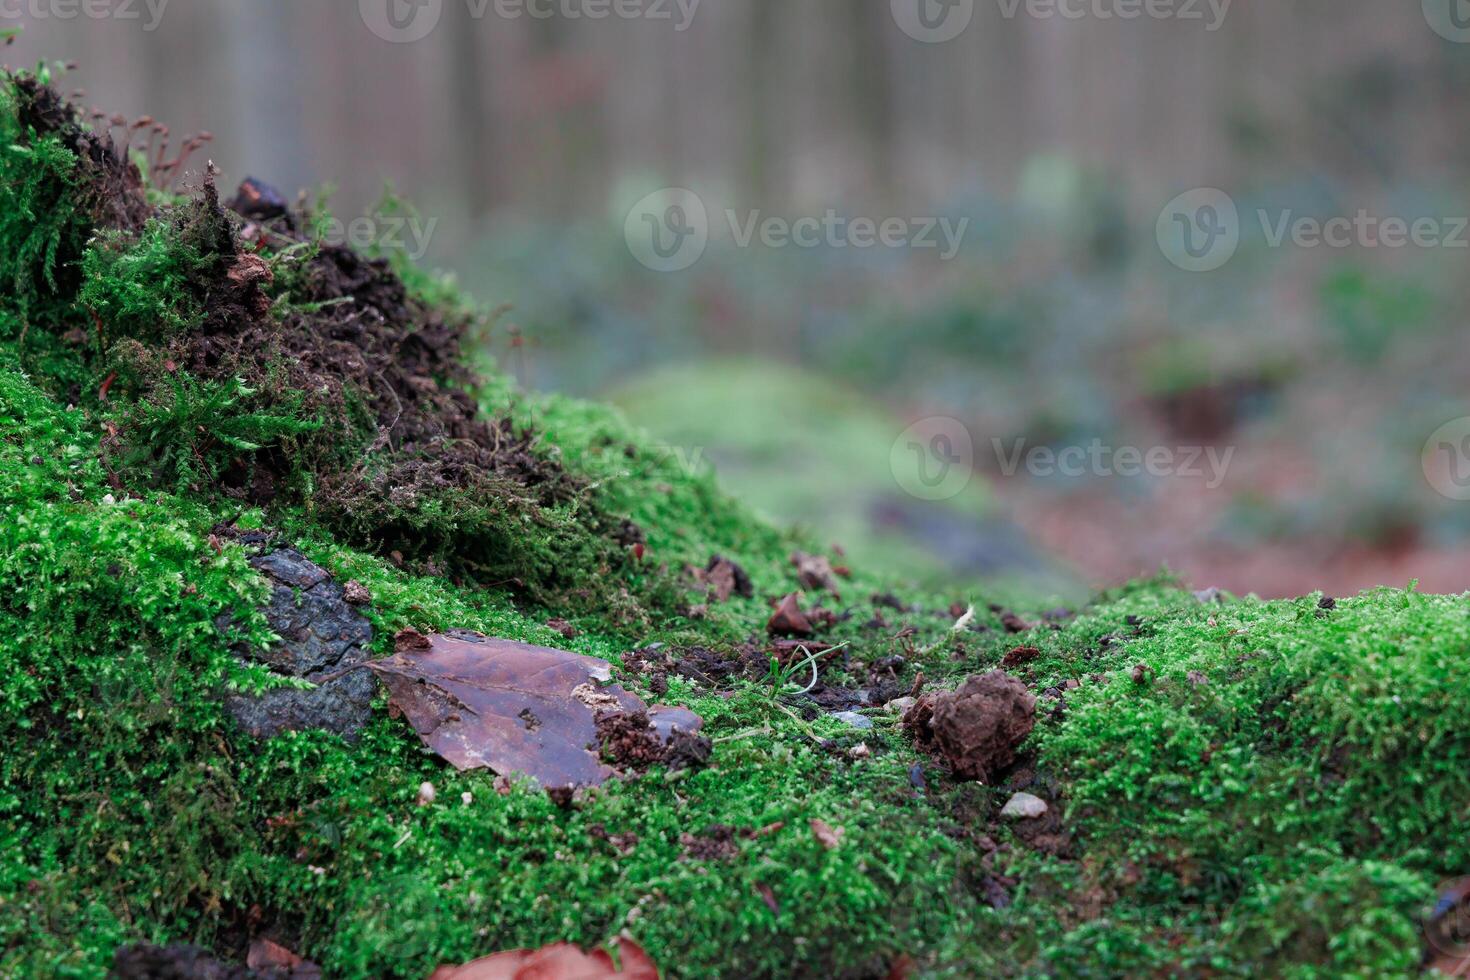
[0,66,1465,978]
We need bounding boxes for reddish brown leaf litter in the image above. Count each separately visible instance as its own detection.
[1001,645,1042,668]
[809,818,845,850]
[767,592,814,637]
[903,671,1036,783]
[367,632,703,792]
[694,554,753,602]
[429,937,659,980]
[791,551,840,595]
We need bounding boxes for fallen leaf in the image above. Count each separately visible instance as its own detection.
[429,937,659,980]
[368,632,701,792]
[699,555,753,602]
[792,551,839,595]
[809,818,844,850]
[767,593,813,637]
[754,882,780,916]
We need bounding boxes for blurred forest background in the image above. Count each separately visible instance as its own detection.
[10,0,1470,600]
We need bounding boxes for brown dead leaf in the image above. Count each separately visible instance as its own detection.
[698,555,753,602]
[792,551,839,595]
[429,937,659,980]
[809,818,844,850]
[767,593,813,637]
[368,632,702,792]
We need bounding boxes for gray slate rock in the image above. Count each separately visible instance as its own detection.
[226,549,375,740]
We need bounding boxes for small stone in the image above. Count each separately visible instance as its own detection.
[885,696,917,714]
[416,782,437,806]
[833,711,873,730]
[848,743,871,759]
[1000,792,1048,819]
[461,791,473,806]
[342,580,372,606]
[1193,587,1225,604]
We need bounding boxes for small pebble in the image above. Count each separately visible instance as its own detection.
[885,696,917,714]
[849,743,871,759]
[1000,792,1048,819]
[833,711,873,730]
[416,781,436,806]
[461,791,473,806]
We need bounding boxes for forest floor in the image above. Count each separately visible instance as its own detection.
[1,67,1468,979]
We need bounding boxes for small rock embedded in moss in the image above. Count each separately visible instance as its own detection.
[224,548,375,741]
[1000,792,1049,820]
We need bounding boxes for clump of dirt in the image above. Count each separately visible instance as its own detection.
[11,76,633,598]
[904,671,1036,783]
[670,642,769,690]
[596,709,713,773]
[11,74,151,237]
[680,825,742,862]
[596,710,668,768]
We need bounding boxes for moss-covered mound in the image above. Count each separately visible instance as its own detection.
[1,67,1466,978]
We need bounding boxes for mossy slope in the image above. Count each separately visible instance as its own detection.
[0,68,1464,979]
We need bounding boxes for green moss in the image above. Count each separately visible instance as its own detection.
[78,219,207,343]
